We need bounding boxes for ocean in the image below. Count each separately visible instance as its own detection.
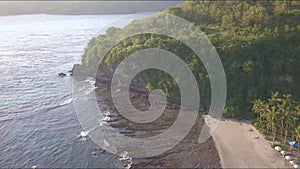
[0,14,150,168]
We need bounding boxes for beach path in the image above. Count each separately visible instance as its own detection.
[211,119,290,168]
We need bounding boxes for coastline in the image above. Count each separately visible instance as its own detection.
[94,86,221,168]
[74,68,290,168]
[81,74,290,168]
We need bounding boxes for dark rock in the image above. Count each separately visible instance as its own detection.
[99,149,106,154]
[92,151,97,157]
[93,147,100,151]
[58,73,66,77]
[107,117,121,123]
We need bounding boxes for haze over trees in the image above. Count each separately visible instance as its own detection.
[0,1,183,15]
[81,0,300,119]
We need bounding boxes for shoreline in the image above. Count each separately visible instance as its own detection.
[210,117,291,168]
[94,86,221,168]
[91,79,289,168]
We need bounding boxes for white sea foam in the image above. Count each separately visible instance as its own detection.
[59,98,74,106]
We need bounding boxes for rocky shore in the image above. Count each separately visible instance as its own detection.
[70,64,147,93]
[93,84,221,168]
[71,64,221,167]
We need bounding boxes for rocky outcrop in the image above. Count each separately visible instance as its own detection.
[70,64,90,77]
[71,63,147,93]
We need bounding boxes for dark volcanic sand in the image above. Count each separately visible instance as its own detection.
[95,84,221,168]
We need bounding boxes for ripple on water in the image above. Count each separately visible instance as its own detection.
[0,14,154,168]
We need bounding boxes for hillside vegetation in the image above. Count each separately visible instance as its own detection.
[81,0,300,119]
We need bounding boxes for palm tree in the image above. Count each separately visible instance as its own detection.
[252,92,300,143]
[278,94,295,142]
[278,96,286,137]
[268,92,281,141]
[294,125,300,153]
[252,99,264,125]
[291,105,300,141]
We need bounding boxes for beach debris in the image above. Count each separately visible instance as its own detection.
[294,164,300,168]
[296,161,300,164]
[285,155,292,160]
[249,128,253,132]
[274,146,282,151]
[292,161,300,165]
[288,140,299,147]
[280,150,291,157]
[254,136,259,139]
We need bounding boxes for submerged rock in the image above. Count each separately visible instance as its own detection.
[58,73,66,77]
[92,151,97,157]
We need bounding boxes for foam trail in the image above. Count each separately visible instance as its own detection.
[119,151,133,169]
[59,98,74,106]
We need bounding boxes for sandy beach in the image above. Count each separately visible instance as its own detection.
[211,118,291,168]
